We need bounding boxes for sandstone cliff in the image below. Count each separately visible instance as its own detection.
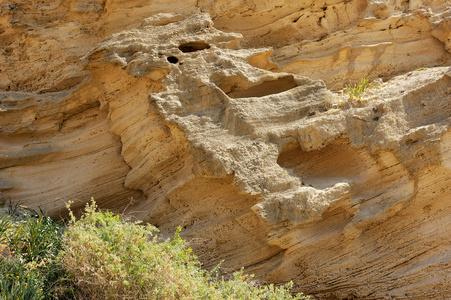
[1,1,450,299]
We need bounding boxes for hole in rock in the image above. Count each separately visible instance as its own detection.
[277,138,371,190]
[167,56,179,64]
[178,41,211,53]
[226,75,298,98]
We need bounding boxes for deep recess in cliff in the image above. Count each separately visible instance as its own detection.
[1,1,450,299]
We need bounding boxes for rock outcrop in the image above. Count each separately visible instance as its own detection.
[1,1,450,299]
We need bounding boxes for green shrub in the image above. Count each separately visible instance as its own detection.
[61,200,208,299]
[61,199,309,300]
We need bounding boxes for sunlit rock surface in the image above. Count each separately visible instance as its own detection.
[1,1,450,299]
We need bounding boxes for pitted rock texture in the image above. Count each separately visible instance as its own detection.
[1,2,451,299]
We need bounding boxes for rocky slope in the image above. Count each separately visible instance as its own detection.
[1,1,450,299]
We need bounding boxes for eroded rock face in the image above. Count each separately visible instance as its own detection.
[1,1,450,299]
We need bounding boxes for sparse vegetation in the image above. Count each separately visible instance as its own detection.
[0,199,309,300]
[346,77,370,102]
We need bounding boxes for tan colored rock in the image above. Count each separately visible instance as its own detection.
[0,2,450,299]
[195,0,451,88]
[271,1,451,89]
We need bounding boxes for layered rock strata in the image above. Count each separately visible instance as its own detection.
[1,1,451,299]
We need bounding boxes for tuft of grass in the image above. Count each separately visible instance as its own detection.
[0,203,74,300]
[346,77,370,102]
[7,213,62,263]
[0,260,45,300]
[0,214,11,247]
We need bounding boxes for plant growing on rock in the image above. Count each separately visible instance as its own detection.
[346,77,370,101]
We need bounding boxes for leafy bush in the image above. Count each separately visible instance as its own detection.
[61,199,310,300]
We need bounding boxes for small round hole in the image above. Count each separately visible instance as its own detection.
[167,56,179,64]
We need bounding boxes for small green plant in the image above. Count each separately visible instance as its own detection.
[346,77,370,101]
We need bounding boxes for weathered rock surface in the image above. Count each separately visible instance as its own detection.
[1,1,450,299]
